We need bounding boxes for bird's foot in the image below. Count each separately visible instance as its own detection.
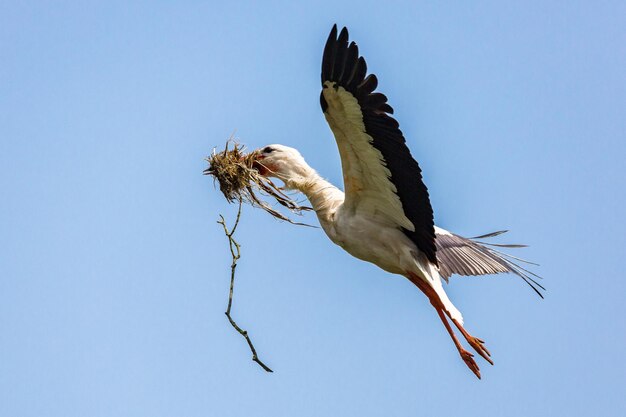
[467,336,493,365]
[460,349,481,379]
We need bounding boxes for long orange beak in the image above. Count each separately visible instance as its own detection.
[252,154,269,176]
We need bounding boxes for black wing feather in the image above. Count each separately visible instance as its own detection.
[321,25,437,265]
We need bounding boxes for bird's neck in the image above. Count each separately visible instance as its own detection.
[283,166,344,215]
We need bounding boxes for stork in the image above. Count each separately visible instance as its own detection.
[253,25,543,378]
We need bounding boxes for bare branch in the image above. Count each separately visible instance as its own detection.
[217,201,273,373]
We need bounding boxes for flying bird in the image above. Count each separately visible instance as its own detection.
[253,25,543,378]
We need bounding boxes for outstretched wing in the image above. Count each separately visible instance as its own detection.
[320,25,437,265]
[434,227,545,297]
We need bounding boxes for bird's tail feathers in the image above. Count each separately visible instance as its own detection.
[468,231,545,298]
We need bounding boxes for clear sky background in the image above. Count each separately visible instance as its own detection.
[1,1,625,416]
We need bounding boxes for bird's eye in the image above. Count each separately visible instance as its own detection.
[262,147,274,154]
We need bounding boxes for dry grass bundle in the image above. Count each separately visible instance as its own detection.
[204,142,312,224]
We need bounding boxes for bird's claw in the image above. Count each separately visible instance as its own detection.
[467,336,493,365]
[460,350,481,379]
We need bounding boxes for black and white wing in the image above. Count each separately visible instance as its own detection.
[435,228,545,297]
[320,25,437,265]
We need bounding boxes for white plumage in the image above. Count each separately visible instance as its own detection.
[256,145,464,322]
[253,25,542,379]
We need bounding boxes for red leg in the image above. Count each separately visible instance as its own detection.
[407,273,482,379]
[450,317,493,365]
[434,305,482,378]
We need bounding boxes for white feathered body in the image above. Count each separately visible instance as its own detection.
[293,173,464,324]
[249,25,542,378]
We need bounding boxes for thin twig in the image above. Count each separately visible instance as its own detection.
[217,201,273,373]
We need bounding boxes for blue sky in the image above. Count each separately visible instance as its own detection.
[1,1,625,416]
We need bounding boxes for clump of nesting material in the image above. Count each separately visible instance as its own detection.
[204,142,312,224]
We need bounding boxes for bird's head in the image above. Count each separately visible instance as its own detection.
[253,144,313,189]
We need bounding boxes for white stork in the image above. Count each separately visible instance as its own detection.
[253,25,543,378]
